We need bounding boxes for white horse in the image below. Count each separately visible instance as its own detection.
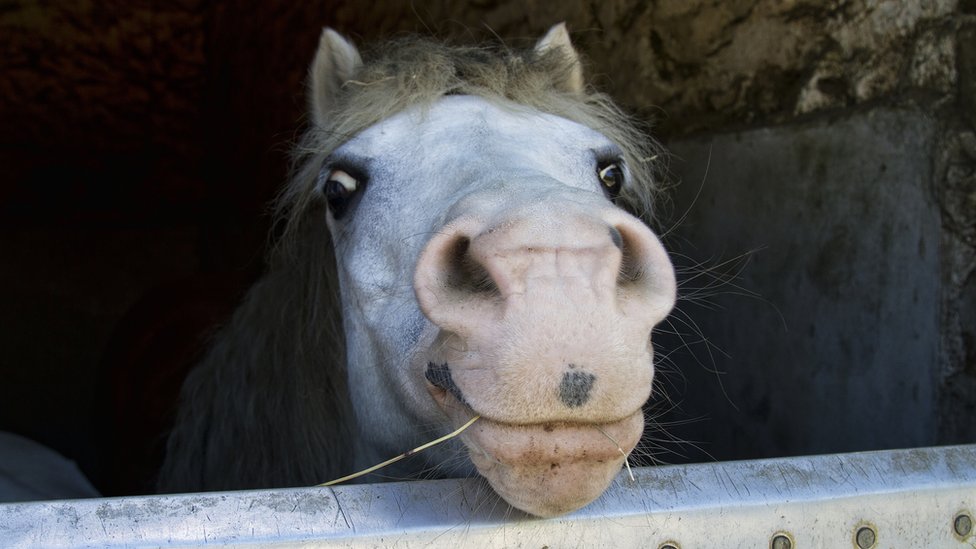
[159,23,676,518]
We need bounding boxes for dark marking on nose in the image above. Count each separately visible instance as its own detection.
[425,362,470,407]
[608,226,623,250]
[559,368,596,408]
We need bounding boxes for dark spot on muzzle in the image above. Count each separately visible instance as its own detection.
[425,362,470,407]
[559,368,596,408]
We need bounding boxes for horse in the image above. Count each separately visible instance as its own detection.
[158,23,677,518]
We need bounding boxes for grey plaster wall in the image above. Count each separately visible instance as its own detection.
[656,108,943,460]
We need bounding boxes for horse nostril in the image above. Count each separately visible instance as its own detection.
[608,226,623,250]
[558,368,596,408]
[613,222,646,284]
[415,218,506,337]
[446,235,499,296]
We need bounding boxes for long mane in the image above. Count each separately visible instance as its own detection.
[158,34,666,492]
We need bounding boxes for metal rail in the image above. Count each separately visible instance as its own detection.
[1,445,974,548]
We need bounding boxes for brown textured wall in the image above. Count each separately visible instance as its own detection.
[0,1,971,493]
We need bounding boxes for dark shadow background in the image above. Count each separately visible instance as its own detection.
[1,1,348,495]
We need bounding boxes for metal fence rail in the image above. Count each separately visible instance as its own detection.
[1,445,973,548]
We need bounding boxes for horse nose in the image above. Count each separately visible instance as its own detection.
[414,206,676,344]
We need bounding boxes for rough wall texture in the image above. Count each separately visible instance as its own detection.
[0,0,972,490]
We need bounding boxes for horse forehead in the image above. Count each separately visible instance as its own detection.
[343,95,610,158]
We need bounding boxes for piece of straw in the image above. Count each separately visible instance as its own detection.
[595,425,635,482]
[317,415,481,487]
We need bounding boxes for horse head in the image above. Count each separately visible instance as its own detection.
[309,24,676,517]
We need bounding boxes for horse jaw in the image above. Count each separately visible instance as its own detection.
[468,415,644,518]
[431,382,646,518]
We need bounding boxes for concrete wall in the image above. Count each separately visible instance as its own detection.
[660,108,942,459]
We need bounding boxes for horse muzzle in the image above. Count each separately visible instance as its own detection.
[413,192,675,516]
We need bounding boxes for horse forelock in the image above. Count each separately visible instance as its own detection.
[275,34,668,259]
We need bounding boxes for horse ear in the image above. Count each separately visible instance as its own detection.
[309,28,363,128]
[534,23,584,94]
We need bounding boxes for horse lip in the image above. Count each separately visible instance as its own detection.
[423,361,644,455]
[464,410,644,466]
[434,381,644,517]
[425,376,643,464]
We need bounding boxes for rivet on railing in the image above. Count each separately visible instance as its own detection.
[855,525,877,548]
[770,532,793,549]
[955,512,973,538]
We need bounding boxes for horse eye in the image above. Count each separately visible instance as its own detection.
[597,161,624,200]
[321,168,361,219]
[325,169,358,196]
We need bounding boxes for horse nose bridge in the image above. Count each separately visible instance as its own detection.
[467,212,623,299]
[414,202,677,340]
[414,209,618,329]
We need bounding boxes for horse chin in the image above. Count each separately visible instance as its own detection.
[455,407,644,518]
